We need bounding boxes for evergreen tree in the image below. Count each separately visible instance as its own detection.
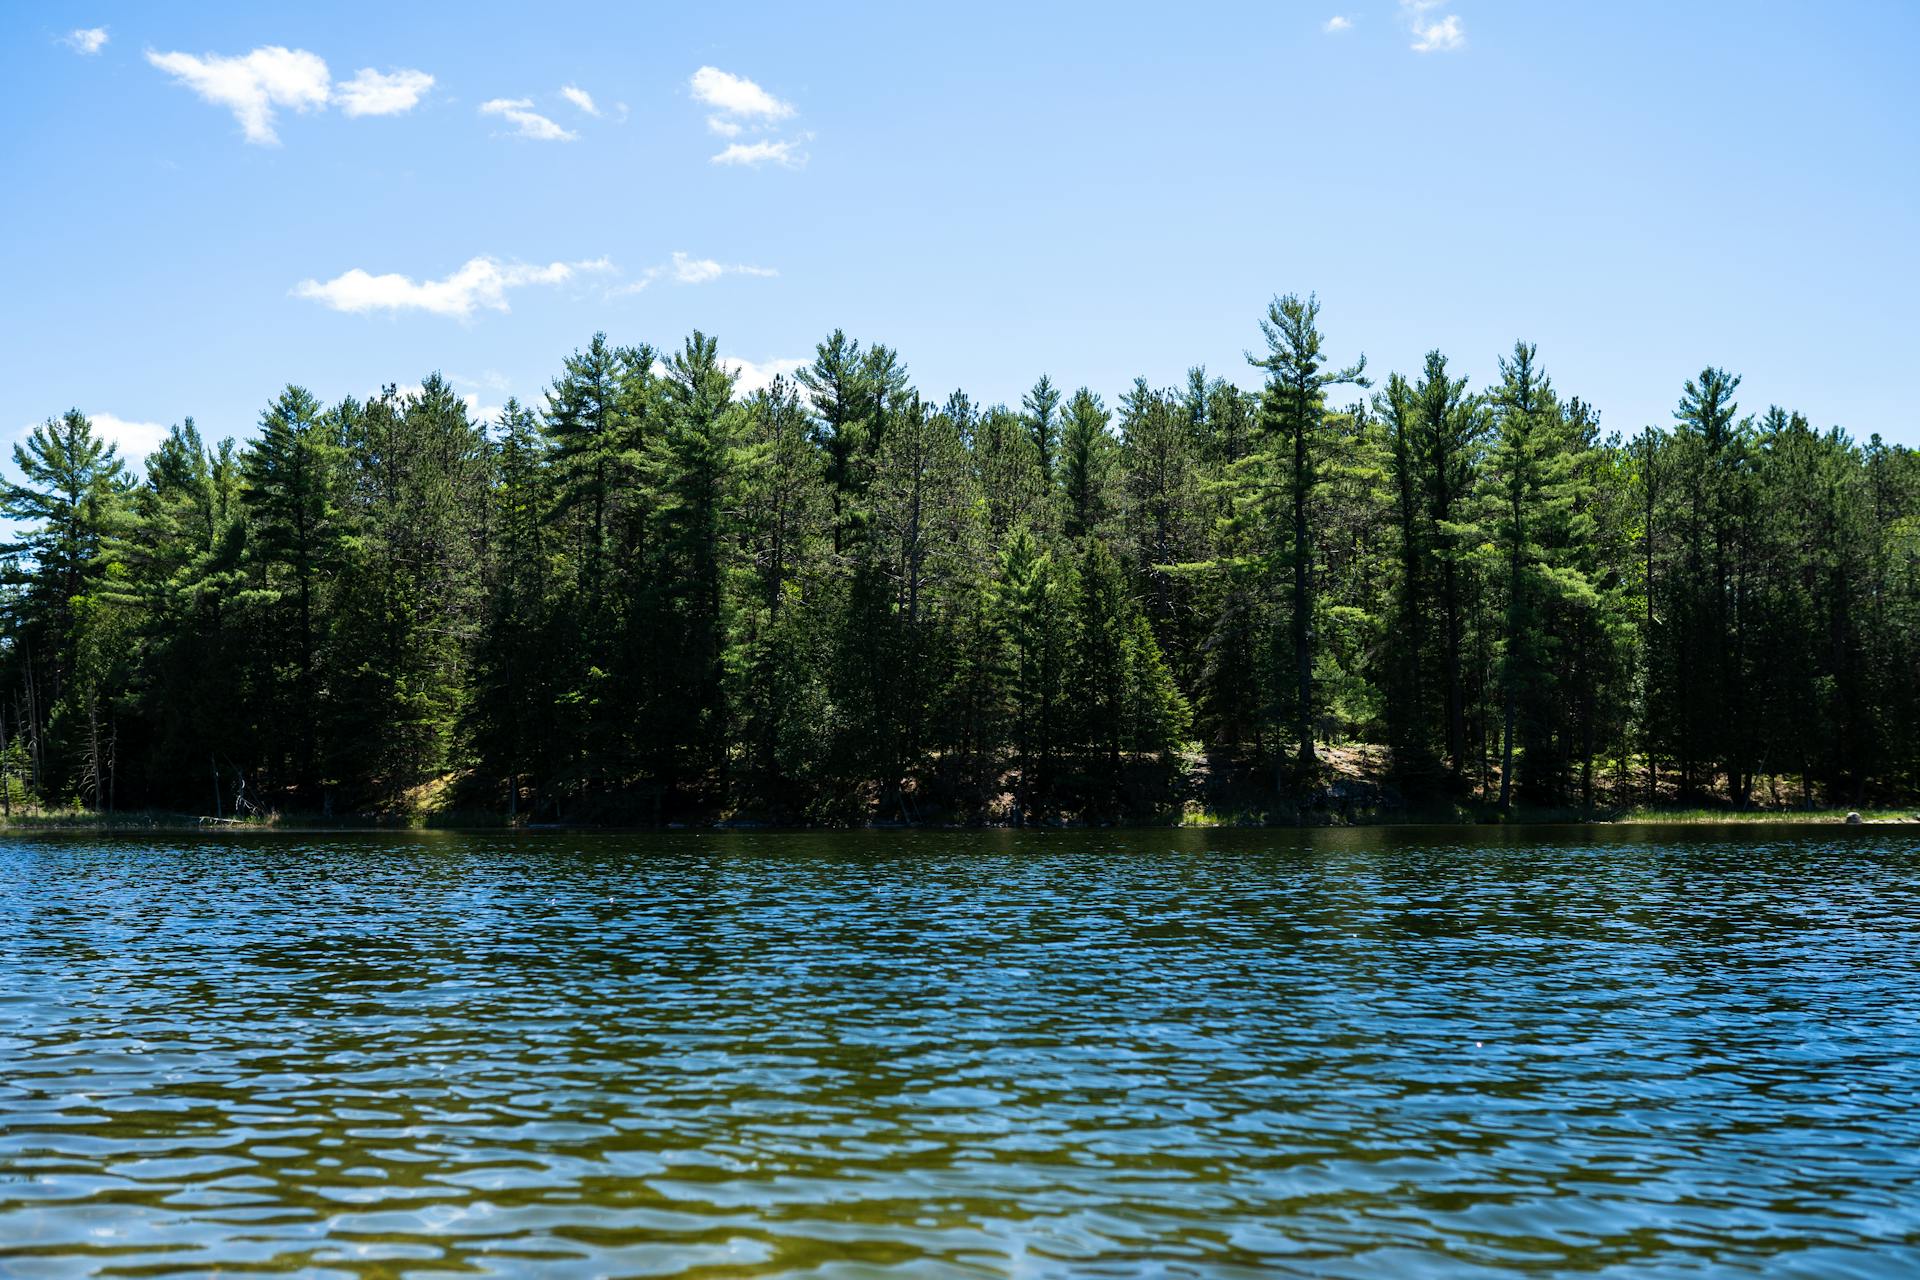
[4,314,1917,822]
[1245,293,1368,786]
[649,331,740,795]
[1023,374,1063,507]
[470,398,555,815]
[1118,379,1205,689]
[1059,387,1117,544]
[730,377,833,815]
[331,375,488,800]
[1410,351,1482,788]
[241,385,347,799]
[994,526,1065,823]
[1,411,133,801]
[120,420,250,809]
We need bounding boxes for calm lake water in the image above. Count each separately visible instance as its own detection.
[2,827,1918,1278]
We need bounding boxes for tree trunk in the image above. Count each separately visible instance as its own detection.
[1291,417,1314,788]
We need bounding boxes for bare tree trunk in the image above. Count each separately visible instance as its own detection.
[1499,694,1516,811]
[24,657,43,793]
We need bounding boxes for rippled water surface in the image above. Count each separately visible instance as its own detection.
[4,827,1920,1278]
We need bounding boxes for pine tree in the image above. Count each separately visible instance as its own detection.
[730,376,833,815]
[1023,374,1063,510]
[1245,293,1368,787]
[1409,351,1482,789]
[973,404,1046,542]
[1059,387,1117,544]
[650,331,740,796]
[241,385,347,799]
[120,420,250,808]
[1,411,133,802]
[470,398,555,815]
[994,526,1064,822]
[798,330,908,553]
[1118,379,1205,690]
[330,376,488,800]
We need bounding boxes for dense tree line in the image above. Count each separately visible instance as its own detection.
[5,299,1918,822]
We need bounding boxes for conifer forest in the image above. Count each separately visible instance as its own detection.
[6,297,1918,822]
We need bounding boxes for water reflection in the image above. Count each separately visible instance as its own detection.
[3,827,1918,1276]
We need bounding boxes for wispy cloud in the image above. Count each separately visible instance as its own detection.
[670,252,777,284]
[613,251,779,295]
[712,138,807,169]
[146,46,331,144]
[451,369,513,395]
[335,67,435,117]
[691,66,806,166]
[560,84,600,117]
[293,255,614,318]
[1411,13,1464,51]
[65,27,109,55]
[146,45,433,143]
[689,66,794,121]
[1401,0,1465,52]
[479,97,576,141]
[1323,16,1352,33]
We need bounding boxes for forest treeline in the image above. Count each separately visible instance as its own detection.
[4,296,1919,822]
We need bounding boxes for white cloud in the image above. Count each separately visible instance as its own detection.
[480,97,576,141]
[670,251,776,284]
[293,255,614,318]
[691,66,806,166]
[146,46,432,141]
[1410,13,1464,51]
[560,84,600,116]
[89,412,170,462]
[1323,16,1352,32]
[723,357,805,397]
[335,67,434,117]
[380,384,504,424]
[65,27,109,55]
[452,369,512,394]
[146,45,331,145]
[612,252,779,296]
[7,412,167,473]
[1401,0,1465,51]
[689,66,794,120]
[711,138,806,168]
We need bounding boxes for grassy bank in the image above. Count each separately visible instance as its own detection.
[1174,806,1920,828]
[1606,806,1919,825]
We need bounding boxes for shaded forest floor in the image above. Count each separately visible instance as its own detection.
[3,745,1916,832]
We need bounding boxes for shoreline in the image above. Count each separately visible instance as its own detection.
[3,809,1917,836]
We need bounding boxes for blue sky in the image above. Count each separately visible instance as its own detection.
[3,0,1916,467]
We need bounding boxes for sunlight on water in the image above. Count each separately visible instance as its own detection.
[2,827,1918,1277]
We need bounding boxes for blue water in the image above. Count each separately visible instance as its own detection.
[2,826,1917,1277]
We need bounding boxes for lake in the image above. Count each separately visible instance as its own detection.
[2,827,1918,1277]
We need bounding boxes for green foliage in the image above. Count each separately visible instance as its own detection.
[1245,293,1368,784]
[3,306,1917,823]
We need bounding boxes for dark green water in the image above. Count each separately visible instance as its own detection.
[2,827,1918,1278]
